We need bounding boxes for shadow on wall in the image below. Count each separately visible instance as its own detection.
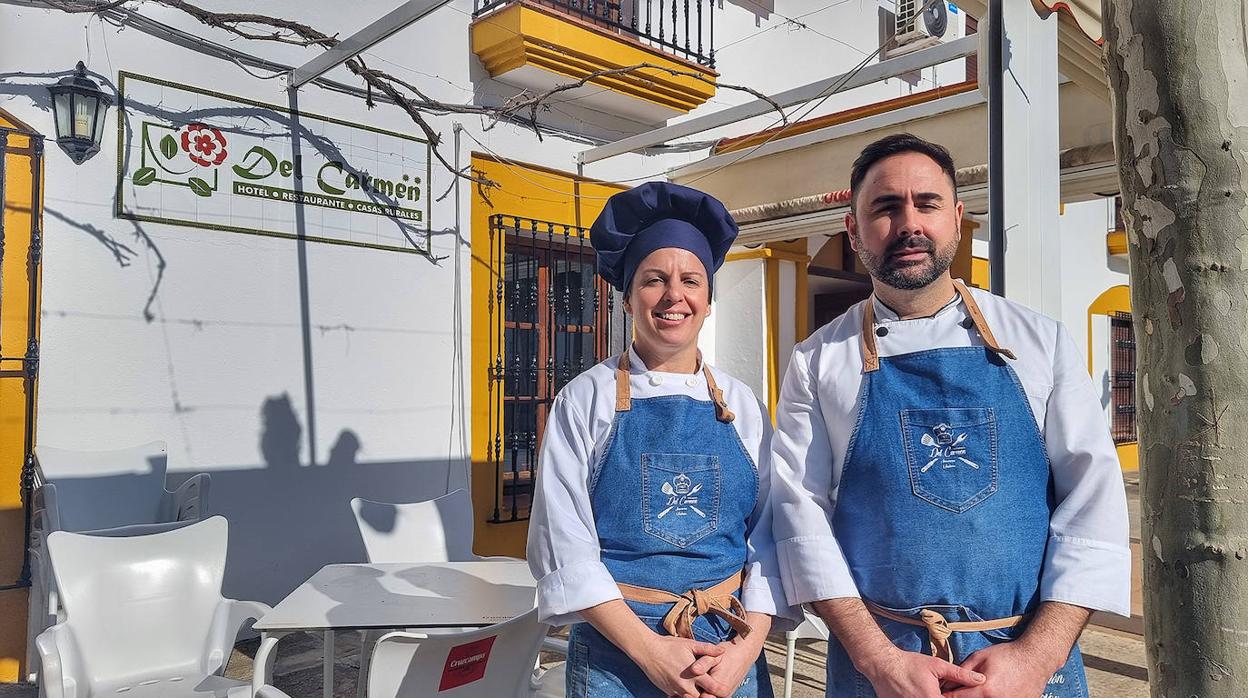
[154,392,471,607]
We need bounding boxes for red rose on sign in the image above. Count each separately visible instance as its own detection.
[180,123,228,167]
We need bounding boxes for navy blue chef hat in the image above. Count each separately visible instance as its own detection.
[589,182,738,293]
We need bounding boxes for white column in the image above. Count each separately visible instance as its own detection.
[711,259,768,401]
[999,3,1062,315]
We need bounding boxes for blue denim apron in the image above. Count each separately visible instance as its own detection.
[566,351,772,698]
[824,282,1087,697]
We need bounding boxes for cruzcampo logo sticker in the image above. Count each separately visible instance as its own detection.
[117,72,434,253]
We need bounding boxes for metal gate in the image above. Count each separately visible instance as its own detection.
[0,125,44,593]
[486,214,629,523]
[1110,311,1136,444]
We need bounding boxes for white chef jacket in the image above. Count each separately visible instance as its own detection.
[771,287,1133,617]
[527,346,797,629]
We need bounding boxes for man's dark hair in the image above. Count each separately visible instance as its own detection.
[848,133,958,211]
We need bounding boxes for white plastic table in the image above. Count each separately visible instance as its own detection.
[252,560,537,697]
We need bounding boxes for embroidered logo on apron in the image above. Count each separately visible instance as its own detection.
[919,423,980,472]
[901,408,999,514]
[659,473,707,518]
[641,453,721,548]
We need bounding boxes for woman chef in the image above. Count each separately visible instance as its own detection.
[527,182,792,698]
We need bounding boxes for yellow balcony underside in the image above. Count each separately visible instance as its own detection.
[471,1,717,117]
[1107,228,1128,256]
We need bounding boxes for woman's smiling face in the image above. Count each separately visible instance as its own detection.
[625,247,710,358]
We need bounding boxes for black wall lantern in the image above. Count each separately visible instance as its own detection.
[48,61,112,164]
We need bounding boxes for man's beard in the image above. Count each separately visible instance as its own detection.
[857,234,957,290]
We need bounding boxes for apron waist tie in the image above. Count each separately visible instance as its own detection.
[865,601,1027,663]
[617,571,752,640]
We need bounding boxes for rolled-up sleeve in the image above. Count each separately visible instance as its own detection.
[1039,324,1133,616]
[741,400,802,631]
[526,395,621,626]
[771,343,860,605]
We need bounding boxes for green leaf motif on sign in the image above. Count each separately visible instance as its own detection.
[160,134,178,160]
[188,177,213,197]
[133,167,157,186]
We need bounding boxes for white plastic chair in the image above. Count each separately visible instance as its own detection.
[350,489,477,563]
[256,609,553,698]
[35,516,271,698]
[783,609,830,698]
[33,441,209,533]
[351,489,538,696]
[27,441,211,682]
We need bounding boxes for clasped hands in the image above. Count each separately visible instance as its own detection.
[635,632,761,698]
[860,642,1062,698]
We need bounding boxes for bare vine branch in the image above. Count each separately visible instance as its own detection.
[39,0,789,187]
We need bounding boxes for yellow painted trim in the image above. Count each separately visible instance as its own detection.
[764,258,780,422]
[0,108,42,682]
[1116,441,1139,473]
[970,256,989,290]
[471,2,717,114]
[1085,284,1131,374]
[1088,283,1132,316]
[469,153,623,558]
[725,247,810,264]
[1107,228,1128,256]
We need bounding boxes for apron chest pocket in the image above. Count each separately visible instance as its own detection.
[641,453,720,548]
[900,408,998,513]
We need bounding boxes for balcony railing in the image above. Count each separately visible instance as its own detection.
[473,0,717,67]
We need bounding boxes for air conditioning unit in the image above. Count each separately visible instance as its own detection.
[886,1,961,58]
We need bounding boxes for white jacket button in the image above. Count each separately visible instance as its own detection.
[649,375,663,386]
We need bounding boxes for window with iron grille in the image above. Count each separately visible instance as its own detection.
[487,214,630,522]
[1110,311,1137,444]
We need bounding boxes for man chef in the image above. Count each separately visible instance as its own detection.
[769,133,1131,698]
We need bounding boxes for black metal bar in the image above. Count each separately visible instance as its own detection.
[632,0,639,31]
[695,0,702,60]
[684,0,690,56]
[671,0,678,54]
[988,0,1005,296]
[646,0,652,37]
[577,230,587,372]
[490,215,503,523]
[16,136,44,589]
[708,0,714,67]
[659,0,665,42]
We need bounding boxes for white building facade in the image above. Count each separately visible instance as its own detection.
[0,0,1132,678]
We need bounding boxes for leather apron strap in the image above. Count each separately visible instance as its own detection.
[618,571,752,640]
[615,349,735,423]
[860,280,1018,373]
[865,601,1027,664]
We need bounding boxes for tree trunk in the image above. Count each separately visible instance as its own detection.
[1103,2,1248,694]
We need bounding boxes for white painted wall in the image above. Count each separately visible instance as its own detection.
[713,258,767,401]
